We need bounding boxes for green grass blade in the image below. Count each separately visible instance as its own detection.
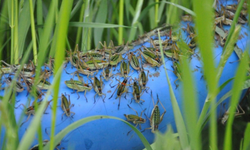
[165,1,196,16]
[94,0,107,47]
[243,123,250,150]
[155,0,159,27]
[70,0,83,19]
[181,56,201,150]
[157,0,167,23]
[148,0,155,29]
[124,0,131,25]
[43,115,152,150]
[138,2,160,22]
[128,0,143,42]
[193,0,217,149]
[223,0,244,50]
[75,2,85,46]
[167,0,180,25]
[69,22,130,28]
[49,1,73,150]
[18,0,32,61]
[29,0,37,64]
[36,0,43,41]
[81,0,90,52]
[0,0,8,61]
[17,66,63,150]
[157,29,189,149]
[224,50,249,150]
[118,0,124,45]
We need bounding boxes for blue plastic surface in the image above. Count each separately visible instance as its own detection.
[1,11,249,150]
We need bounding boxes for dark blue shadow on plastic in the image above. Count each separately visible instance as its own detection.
[1,14,249,150]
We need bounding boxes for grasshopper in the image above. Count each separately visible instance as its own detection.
[120,61,130,78]
[0,60,15,74]
[144,91,166,133]
[21,75,43,99]
[64,75,92,102]
[124,104,146,135]
[45,57,55,73]
[102,64,113,81]
[182,14,193,22]
[99,40,115,52]
[81,51,105,61]
[66,45,81,68]
[113,41,132,54]
[89,75,106,103]
[183,23,195,39]
[109,53,123,67]
[138,67,149,92]
[188,36,197,50]
[172,61,182,89]
[5,77,24,92]
[131,79,145,103]
[214,25,227,46]
[16,100,52,126]
[26,77,51,90]
[82,58,109,70]
[128,52,140,71]
[109,78,131,110]
[61,93,75,120]
[221,105,245,125]
[139,48,161,67]
[0,60,35,77]
[68,60,97,78]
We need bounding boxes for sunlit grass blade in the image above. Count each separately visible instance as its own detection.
[193,0,217,149]
[17,66,63,150]
[49,1,73,150]
[155,0,159,27]
[128,0,143,42]
[43,116,152,150]
[157,29,189,149]
[224,50,249,150]
[94,0,107,47]
[181,56,201,150]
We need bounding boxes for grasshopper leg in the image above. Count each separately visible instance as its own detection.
[20,114,31,127]
[94,93,97,103]
[84,91,88,102]
[76,91,80,100]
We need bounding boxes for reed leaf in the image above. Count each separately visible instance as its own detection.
[43,116,152,150]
